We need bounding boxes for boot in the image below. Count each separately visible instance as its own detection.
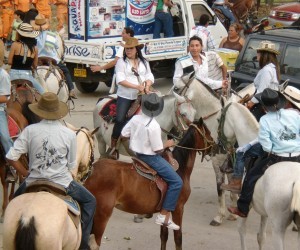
[108,137,119,160]
[220,178,242,194]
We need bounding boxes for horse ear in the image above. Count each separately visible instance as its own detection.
[64,121,78,131]
[197,117,204,126]
[91,127,100,135]
[173,91,186,103]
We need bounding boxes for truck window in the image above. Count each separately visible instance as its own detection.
[283,45,300,78]
[192,5,214,26]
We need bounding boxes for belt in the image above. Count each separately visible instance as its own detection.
[156,10,167,13]
[273,152,300,157]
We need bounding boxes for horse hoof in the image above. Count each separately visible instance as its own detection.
[133,215,144,223]
[227,214,237,221]
[210,220,221,226]
[144,213,153,219]
[292,225,299,232]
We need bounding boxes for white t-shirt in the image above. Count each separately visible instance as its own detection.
[6,120,77,188]
[121,113,163,155]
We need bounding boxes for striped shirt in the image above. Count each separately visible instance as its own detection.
[189,26,216,52]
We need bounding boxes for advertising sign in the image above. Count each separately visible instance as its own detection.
[69,0,85,40]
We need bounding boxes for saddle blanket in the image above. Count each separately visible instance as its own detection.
[99,98,117,123]
[8,115,21,138]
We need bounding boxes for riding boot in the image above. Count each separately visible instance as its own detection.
[220,178,242,194]
[108,137,119,160]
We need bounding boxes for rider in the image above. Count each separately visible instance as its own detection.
[33,14,77,99]
[8,22,45,94]
[121,93,183,230]
[212,0,236,25]
[108,37,154,160]
[6,92,96,250]
[0,39,16,183]
[246,40,280,121]
[228,88,300,218]
[173,36,228,90]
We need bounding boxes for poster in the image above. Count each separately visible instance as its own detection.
[69,0,85,40]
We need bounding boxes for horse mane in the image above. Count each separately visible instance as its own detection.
[22,102,41,125]
[231,102,259,131]
[196,79,220,99]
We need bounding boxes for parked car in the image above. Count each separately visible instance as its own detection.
[268,1,300,27]
[231,28,300,90]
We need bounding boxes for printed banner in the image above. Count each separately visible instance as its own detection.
[144,39,187,55]
[69,0,85,40]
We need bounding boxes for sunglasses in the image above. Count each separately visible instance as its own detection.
[125,47,135,50]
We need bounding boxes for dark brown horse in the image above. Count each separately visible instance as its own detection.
[85,119,215,249]
[0,108,28,221]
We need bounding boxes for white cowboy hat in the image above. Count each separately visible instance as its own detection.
[282,85,300,109]
[255,40,280,55]
[17,23,40,38]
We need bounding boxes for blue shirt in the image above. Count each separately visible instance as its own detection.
[36,31,60,64]
[259,108,300,154]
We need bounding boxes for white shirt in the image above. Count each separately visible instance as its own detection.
[0,68,11,110]
[251,63,279,103]
[115,57,154,100]
[6,120,77,188]
[121,113,163,155]
[173,53,222,89]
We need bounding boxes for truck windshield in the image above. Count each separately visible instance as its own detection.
[192,4,214,26]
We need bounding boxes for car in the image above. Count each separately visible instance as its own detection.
[268,1,300,27]
[231,28,300,90]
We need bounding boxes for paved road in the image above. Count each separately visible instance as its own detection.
[0,79,297,249]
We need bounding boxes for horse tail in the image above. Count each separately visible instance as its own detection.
[291,180,300,226]
[15,216,37,250]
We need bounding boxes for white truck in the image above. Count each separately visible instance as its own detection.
[65,0,227,93]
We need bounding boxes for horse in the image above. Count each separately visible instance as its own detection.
[0,108,29,221]
[64,122,99,182]
[2,124,98,249]
[36,64,69,103]
[238,161,300,250]
[85,119,215,249]
[93,92,196,157]
[174,76,259,226]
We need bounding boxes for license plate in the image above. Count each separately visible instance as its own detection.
[74,68,87,77]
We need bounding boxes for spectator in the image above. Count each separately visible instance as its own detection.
[219,23,245,52]
[0,0,14,42]
[189,14,216,52]
[32,0,52,19]
[15,0,31,12]
[10,10,25,42]
[212,0,236,24]
[53,0,68,34]
[153,0,174,38]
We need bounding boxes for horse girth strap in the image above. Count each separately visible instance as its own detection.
[217,103,234,152]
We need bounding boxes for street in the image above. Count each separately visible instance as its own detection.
[0,78,298,250]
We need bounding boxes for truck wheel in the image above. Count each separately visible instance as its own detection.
[75,82,99,93]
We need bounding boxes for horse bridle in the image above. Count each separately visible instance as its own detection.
[76,127,95,182]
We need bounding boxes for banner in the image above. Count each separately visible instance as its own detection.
[69,0,85,40]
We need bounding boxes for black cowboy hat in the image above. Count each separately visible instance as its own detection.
[142,93,164,117]
[255,88,286,112]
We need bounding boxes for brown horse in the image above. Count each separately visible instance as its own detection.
[85,119,215,249]
[0,108,29,221]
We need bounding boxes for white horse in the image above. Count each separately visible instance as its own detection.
[2,123,98,250]
[238,161,300,250]
[174,76,259,226]
[93,93,196,157]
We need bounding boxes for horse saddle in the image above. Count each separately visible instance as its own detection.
[131,151,179,211]
[25,180,81,228]
[8,115,21,139]
[99,95,141,123]
[38,56,58,66]
[212,8,226,22]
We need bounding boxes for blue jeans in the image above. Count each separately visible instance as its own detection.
[136,153,183,211]
[234,143,264,178]
[0,110,13,153]
[15,180,96,250]
[153,11,174,39]
[58,62,75,91]
[112,96,134,139]
[213,5,236,24]
[10,69,45,94]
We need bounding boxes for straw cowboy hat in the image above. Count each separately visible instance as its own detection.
[31,14,50,31]
[282,85,300,109]
[29,92,68,120]
[142,93,164,117]
[122,37,144,49]
[17,23,40,38]
[255,88,286,112]
[255,40,280,55]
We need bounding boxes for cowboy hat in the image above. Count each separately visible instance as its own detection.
[29,92,68,120]
[34,14,47,26]
[17,23,40,38]
[255,40,280,55]
[142,93,164,117]
[282,85,300,109]
[122,37,144,49]
[255,88,286,112]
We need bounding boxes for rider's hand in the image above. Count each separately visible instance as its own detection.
[90,65,102,73]
[164,139,175,149]
[246,101,255,109]
[222,80,228,88]
[236,144,251,153]
[137,85,145,92]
